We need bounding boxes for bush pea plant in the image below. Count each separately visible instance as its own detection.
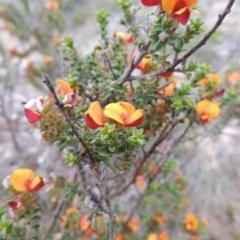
[0,0,239,239]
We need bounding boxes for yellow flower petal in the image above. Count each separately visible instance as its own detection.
[162,0,198,14]
[118,102,135,115]
[79,215,90,231]
[175,7,187,14]
[184,0,198,8]
[88,101,105,126]
[29,176,44,191]
[196,100,220,120]
[162,0,177,13]
[127,219,140,232]
[207,102,220,119]
[159,231,169,240]
[227,71,240,81]
[11,169,34,192]
[124,109,144,127]
[147,233,158,240]
[104,103,127,125]
[184,213,198,231]
[196,100,210,116]
[56,79,73,95]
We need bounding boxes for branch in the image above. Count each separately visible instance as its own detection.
[119,39,151,85]
[129,0,235,80]
[100,40,118,80]
[100,162,115,240]
[41,198,66,240]
[112,119,179,197]
[121,122,192,231]
[157,80,173,91]
[42,73,96,167]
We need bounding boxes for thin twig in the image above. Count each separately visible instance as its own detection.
[157,80,173,91]
[121,122,192,231]
[42,73,96,167]
[100,162,115,240]
[100,40,118,80]
[119,40,151,85]
[41,199,66,240]
[112,119,179,197]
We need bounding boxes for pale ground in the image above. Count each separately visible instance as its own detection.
[0,0,240,239]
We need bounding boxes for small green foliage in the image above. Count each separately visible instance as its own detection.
[183,18,204,43]
[135,79,158,108]
[65,152,78,167]
[167,37,185,52]
[63,181,83,202]
[3,0,238,239]
[118,0,133,25]
[93,123,145,159]
[221,88,239,106]
[96,9,110,44]
[191,63,213,86]
[171,84,195,114]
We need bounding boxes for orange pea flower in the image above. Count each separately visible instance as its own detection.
[85,101,144,129]
[115,233,123,240]
[45,1,59,11]
[79,214,91,231]
[137,54,153,74]
[148,233,158,240]
[162,0,198,25]
[135,174,146,188]
[24,97,44,124]
[159,231,169,240]
[11,169,44,192]
[104,101,144,127]
[148,163,159,174]
[141,0,198,25]
[158,79,179,96]
[227,71,240,87]
[52,35,61,45]
[113,31,134,43]
[184,213,198,231]
[155,214,167,224]
[196,100,220,124]
[79,214,95,237]
[85,101,105,129]
[127,219,140,232]
[56,79,79,107]
[198,74,221,88]
[137,55,173,77]
[147,231,169,240]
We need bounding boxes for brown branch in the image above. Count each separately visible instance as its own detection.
[112,119,179,197]
[157,80,173,91]
[100,40,118,80]
[129,0,235,81]
[41,198,66,240]
[121,122,191,231]
[42,73,96,167]
[100,162,115,240]
[119,39,151,85]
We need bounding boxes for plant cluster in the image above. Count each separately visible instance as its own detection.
[0,0,239,239]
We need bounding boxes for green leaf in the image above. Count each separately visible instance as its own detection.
[149,34,159,44]
[167,37,184,52]
[155,40,166,51]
